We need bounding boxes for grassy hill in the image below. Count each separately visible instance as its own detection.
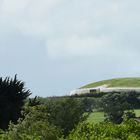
[81,77,140,88]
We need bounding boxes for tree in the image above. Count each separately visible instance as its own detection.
[1,105,62,140]
[28,96,41,107]
[0,75,31,129]
[81,98,93,112]
[101,93,134,123]
[45,97,89,136]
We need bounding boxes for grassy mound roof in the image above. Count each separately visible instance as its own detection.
[81,77,140,88]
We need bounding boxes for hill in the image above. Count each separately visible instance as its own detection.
[81,77,140,89]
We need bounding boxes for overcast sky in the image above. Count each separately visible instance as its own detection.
[0,0,140,97]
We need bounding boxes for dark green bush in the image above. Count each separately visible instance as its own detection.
[0,75,31,129]
[45,97,89,136]
[1,105,62,140]
[101,92,139,123]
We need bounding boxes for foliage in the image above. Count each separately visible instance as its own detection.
[61,120,140,140]
[0,105,62,140]
[101,92,138,123]
[28,96,41,107]
[45,97,89,136]
[123,111,136,120]
[0,75,31,129]
[0,97,89,139]
[80,98,94,112]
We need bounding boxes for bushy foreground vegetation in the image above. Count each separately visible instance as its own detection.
[61,120,140,140]
[2,115,140,140]
[0,76,140,139]
[1,105,62,140]
[0,98,89,140]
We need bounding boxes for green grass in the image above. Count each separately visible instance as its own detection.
[87,112,104,123]
[87,109,140,123]
[81,77,140,88]
[134,109,140,117]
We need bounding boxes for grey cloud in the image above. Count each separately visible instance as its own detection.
[46,0,140,59]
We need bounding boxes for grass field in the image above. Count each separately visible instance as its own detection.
[87,112,104,123]
[87,109,140,123]
[81,77,140,88]
[134,109,140,117]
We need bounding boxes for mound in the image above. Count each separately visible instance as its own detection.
[81,77,140,89]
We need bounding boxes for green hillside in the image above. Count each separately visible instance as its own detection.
[81,77,140,88]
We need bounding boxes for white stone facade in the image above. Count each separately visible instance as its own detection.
[70,85,140,95]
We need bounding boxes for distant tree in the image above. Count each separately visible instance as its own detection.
[0,75,31,129]
[81,98,93,112]
[28,96,41,107]
[101,93,133,123]
[45,97,89,137]
[124,91,140,108]
[123,111,136,120]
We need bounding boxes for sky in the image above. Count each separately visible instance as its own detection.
[0,0,140,97]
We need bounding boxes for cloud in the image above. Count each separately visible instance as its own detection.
[0,0,140,59]
[47,36,113,58]
[46,0,140,59]
[0,0,62,37]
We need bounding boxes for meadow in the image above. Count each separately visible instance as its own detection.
[87,109,140,123]
[81,77,140,88]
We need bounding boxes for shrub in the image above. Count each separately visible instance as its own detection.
[61,120,140,140]
[45,97,89,136]
[1,105,62,140]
